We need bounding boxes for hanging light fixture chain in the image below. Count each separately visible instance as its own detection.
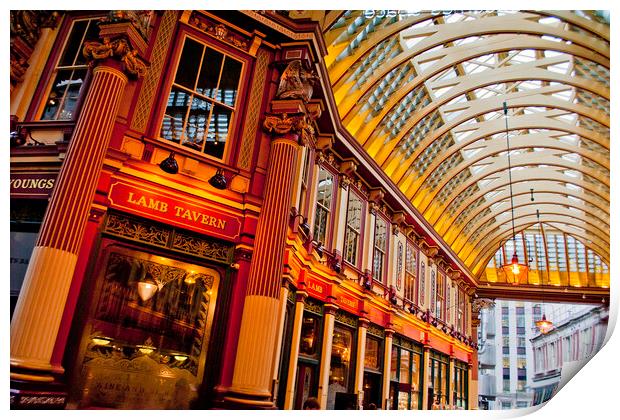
[504,101,517,243]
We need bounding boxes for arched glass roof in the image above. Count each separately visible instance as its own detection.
[324,10,609,285]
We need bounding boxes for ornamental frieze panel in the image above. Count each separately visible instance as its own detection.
[335,310,358,328]
[105,213,170,247]
[367,323,385,338]
[188,12,250,52]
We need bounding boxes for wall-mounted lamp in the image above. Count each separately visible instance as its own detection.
[137,276,161,301]
[291,212,310,234]
[315,241,324,259]
[209,168,227,190]
[159,152,179,174]
[361,272,372,290]
[328,254,342,273]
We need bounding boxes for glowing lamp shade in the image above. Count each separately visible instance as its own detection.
[501,253,529,284]
[137,280,158,301]
[535,314,554,334]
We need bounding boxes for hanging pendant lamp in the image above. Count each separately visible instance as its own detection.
[499,101,528,284]
[534,210,553,334]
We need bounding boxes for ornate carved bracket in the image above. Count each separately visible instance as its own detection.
[262,112,316,146]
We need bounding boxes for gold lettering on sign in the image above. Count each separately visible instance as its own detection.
[127,192,169,213]
[340,296,356,309]
[307,281,323,294]
[174,206,227,230]
[10,178,55,189]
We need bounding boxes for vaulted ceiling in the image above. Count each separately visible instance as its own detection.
[323,10,609,290]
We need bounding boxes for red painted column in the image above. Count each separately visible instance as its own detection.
[225,128,303,407]
[10,28,146,408]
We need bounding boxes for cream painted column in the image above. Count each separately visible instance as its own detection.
[353,318,369,409]
[10,38,144,383]
[381,328,394,409]
[422,344,431,410]
[468,362,478,410]
[448,356,455,409]
[283,291,308,409]
[270,284,291,406]
[317,303,337,409]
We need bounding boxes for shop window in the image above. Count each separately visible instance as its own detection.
[389,339,422,410]
[343,192,363,267]
[436,272,446,320]
[503,380,510,392]
[10,199,48,318]
[40,17,101,120]
[299,313,321,358]
[404,242,417,304]
[454,362,468,409]
[364,337,381,371]
[72,246,220,409]
[160,36,243,160]
[429,352,449,408]
[298,147,312,215]
[313,166,335,246]
[372,215,388,282]
[327,326,354,410]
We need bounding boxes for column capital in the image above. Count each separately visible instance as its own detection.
[82,16,149,78]
[295,290,308,303]
[358,317,370,329]
[323,303,339,316]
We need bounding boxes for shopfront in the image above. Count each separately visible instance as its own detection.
[453,360,469,409]
[362,324,384,409]
[388,335,423,410]
[293,298,324,409]
[65,207,237,409]
[428,350,450,409]
[326,310,358,410]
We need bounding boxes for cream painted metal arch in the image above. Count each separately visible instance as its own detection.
[417,151,609,220]
[443,188,609,243]
[341,34,609,131]
[381,73,609,181]
[454,203,610,259]
[428,167,610,228]
[330,11,609,109]
[448,197,609,253]
[465,213,610,270]
[406,133,610,206]
[433,173,610,237]
[470,219,610,277]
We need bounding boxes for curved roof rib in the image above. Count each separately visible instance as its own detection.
[324,10,610,292]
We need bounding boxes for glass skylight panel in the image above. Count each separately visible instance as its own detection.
[541,35,564,43]
[539,16,562,25]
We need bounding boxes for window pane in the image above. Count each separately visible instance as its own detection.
[161,87,192,143]
[183,96,209,150]
[343,193,362,265]
[327,327,353,410]
[196,47,224,98]
[204,105,231,158]
[175,38,203,90]
[217,57,242,106]
[399,349,410,384]
[299,313,320,358]
[41,69,86,120]
[59,20,88,67]
[390,347,398,381]
[364,337,380,370]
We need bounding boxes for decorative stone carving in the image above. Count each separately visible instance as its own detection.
[10,11,60,90]
[83,37,147,77]
[472,297,495,313]
[262,112,315,145]
[188,12,250,51]
[276,59,319,102]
